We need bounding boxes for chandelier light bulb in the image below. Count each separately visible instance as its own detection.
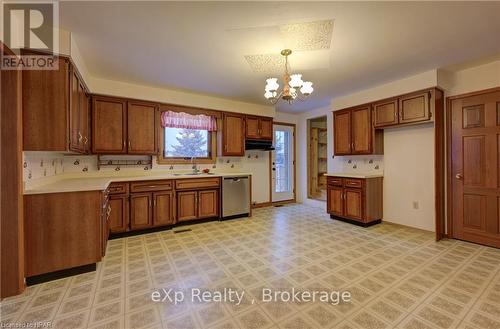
[265,78,279,92]
[300,81,314,95]
[289,74,303,88]
[264,90,275,99]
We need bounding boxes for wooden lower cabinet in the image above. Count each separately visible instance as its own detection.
[130,193,153,230]
[327,186,343,216]
[177,189,220,222]
[177,191,198,222]
[24,191,102,277]
[198,190,219,219]
[109,195,129,233]
[153,191,174,226]
[326,176,383,226]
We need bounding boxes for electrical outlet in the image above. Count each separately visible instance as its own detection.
[413,201,419,210]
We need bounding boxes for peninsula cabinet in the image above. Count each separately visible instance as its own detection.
[24,191,102,277]
[326,176,383,226]
[373,88,440,128]
[22,54,90,153]
[333,105,383,155]
[221,113,245,156]
[245,116,273,140]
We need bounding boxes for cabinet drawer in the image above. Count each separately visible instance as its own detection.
[175,178,220,190]
[344,178,363,188]
[108,182,129,195]
[327,177,343,186]
[130,180,172,192]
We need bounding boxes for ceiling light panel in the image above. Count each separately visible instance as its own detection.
[280,20,334,51]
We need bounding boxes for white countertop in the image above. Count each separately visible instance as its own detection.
[23,171,252,195]
[325,172,384,178]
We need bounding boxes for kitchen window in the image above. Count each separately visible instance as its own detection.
[158,110,217,164]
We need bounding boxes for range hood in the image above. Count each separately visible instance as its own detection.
[245,140,275,151]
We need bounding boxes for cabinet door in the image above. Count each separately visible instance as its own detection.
[128,101,156,154]
[373,99,398,127]
[399,91,431,124]
[153,191,174,226]
[351,106,372,154]
[223,113,245,156]
[333,110,351,155]
[109,195,129,233]
[327,186,344,216]
[22,57,70,151]
[177,191,198,222]
[130,193,152,229]
[70,70,80,152]
[92,97,127,154]
[245,116,260,139]
[198,190,219,219]
[344,188,363,221]
[259,118,273,140]
[79,83,90,153]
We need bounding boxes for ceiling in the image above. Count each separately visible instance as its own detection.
[60,2,500,112]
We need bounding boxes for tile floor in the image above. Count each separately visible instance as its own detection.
[2,204,500,329]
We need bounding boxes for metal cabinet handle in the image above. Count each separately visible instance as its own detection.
[128,140,131,150]
[455,173,463,180]
[78,132,83,143]
[83,136,88,145]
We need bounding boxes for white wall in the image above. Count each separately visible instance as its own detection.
[383,124,435,231]
[89,77,274,117]
[438,60,500,96]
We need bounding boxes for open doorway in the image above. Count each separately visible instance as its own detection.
[307,116,327,201]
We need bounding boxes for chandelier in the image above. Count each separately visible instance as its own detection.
[264,49,314,105]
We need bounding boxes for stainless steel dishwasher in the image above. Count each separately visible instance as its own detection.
[222,176,250,219]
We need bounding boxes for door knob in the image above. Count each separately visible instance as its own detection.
[455,173,463,180]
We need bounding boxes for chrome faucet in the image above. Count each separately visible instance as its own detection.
[191,157,199,174]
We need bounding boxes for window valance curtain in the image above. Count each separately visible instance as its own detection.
[161,111,217,132]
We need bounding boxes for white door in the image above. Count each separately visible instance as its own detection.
[272,124,295,202]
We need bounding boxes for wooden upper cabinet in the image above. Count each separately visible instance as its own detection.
[22,56,69,151]
[70,71,80,152]
[373,98,398,128]
[153,191,174,226]
[22,53,90,153]
[399,90,431,124]
[92,96,127,154]
[259,118,273,140]
[334,106,383,156]
[333,110,352,155]
[222,113,245,156]
[127,101,156,154]
[245,116,260,139]
[351,106,372,154]
[245,116,273,140]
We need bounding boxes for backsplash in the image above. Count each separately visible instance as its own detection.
[23,152,65,181]
[23,151,266,181]
[334,155,384,172]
